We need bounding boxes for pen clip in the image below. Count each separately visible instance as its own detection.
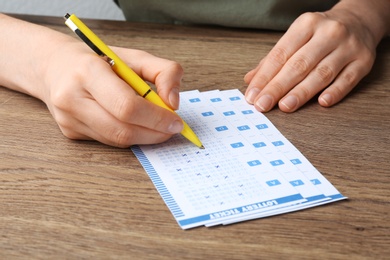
[64,13,115,66]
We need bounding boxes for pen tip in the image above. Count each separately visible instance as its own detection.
[200,145,205,149]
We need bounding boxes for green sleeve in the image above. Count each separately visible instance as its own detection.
[117,0,338,30]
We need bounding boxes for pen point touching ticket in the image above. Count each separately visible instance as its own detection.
[64,13,204,148]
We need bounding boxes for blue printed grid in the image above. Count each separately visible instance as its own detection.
[132,89,346,229]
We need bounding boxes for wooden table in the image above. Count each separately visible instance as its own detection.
[1,15,389,259]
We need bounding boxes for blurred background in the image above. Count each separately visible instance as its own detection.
[0,0,125,20]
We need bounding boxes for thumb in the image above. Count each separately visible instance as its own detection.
[112,47,183,110]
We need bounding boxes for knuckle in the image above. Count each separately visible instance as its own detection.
[331,84,346,99]
[326,20,348,38]
[74,55,100,82]
[268,47,288,67]
[350,49,375,76]
[54,113,71,129]
[331,71,358,99]
[296,12,322,26]
[316,65,334,84]
[288,56,309,76]
[342,70,358,86]
[345,36,359,49]
[167,61,184,75]
[299,85,312,101]
[253,73,271,86]
[151,112,167,130]
[59,125,79,140]
[49,57,99,111]
[114,97,136,122]
[269,81,286,97]
[50,85,74,111]
[110,127,134,147]
[360,50,376,68]
[55,115,80,139]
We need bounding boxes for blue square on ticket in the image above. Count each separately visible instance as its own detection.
[311,179,321,185]
[253,142,266,148]
[201,111,214,117]
[223,111,236,116]
[189,98,201,103]
[215,126,228,131]
[231,142,244,148]
[270,160,284,166]
[256,124,269,130]
[290,180,304,187]
[290,159,302,165]
[266,179,281,186]
[272,141,284,146]
[237,125,250,131]
[242,110,254,115]
[210,98,222,102]
[247,160,262,167]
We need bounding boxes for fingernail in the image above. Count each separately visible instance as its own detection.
[245,88,260,104]
[168,120,183,134]
[320,94,332,106]
[256,94,273,112]
[281,95,298,111]
[169,87,180,109]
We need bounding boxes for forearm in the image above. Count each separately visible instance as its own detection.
[0,14,75,101]
[333,0,390,44]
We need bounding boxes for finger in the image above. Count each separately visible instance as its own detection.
[54,110,93,141]
[245,15,316,105]
[154,61,183,110]
[244,62,262,103]
[318,59,373,107]
[250,37,337,112]
[60,98,175,147]
[113,48,183,110]
[244,59,263,84]
[82,59,184,135]
[278,48,351,112]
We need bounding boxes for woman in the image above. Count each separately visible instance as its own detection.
[0,0,389,147]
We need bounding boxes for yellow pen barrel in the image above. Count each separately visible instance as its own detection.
[112,60,163,102]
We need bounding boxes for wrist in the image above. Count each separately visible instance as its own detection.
[331,0,390,44]
[0,14,73,102]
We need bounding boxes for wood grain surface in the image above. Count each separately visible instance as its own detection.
[1,15,389,259]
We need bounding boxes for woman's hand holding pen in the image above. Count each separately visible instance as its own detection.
[44,44,185,148]
[0,14,184,147]
[244,0,390,113]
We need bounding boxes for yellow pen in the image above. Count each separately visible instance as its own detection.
[64,13,204,149]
